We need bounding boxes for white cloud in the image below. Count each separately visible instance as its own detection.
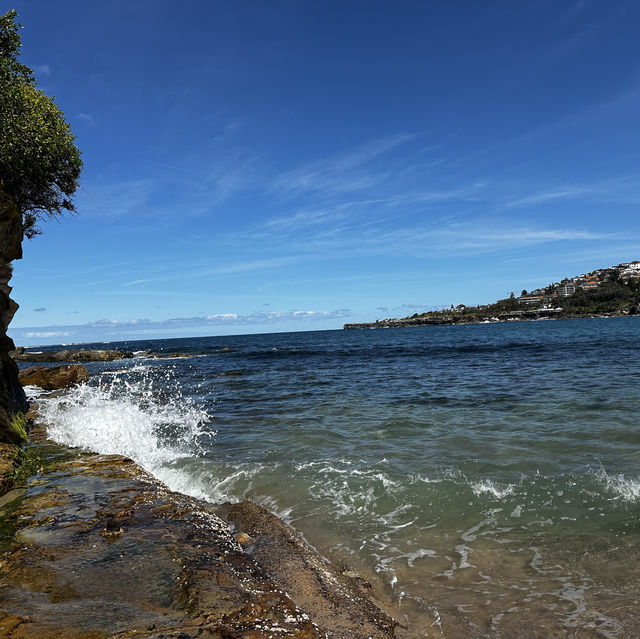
[24,331,71,338]
[11,309,352,343]
[33,64,51,76]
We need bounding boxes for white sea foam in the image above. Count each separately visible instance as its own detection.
[23,385,42,401]
[594,467,640,502]
[36,370,215,502]
[471,479,515,499]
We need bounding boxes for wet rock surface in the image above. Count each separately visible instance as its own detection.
[18,365,89,390]
[221,502,401,639]
[0,422,406,638]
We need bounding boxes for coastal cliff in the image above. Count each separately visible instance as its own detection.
[0,188,27,452]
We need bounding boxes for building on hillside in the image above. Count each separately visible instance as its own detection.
[558,283,576,297]
[582,278,600,290]
[518,295,544,304]
[620,262,640,280]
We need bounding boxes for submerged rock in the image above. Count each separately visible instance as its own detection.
[18,364,89,390]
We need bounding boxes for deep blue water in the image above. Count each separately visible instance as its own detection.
[29,318,640,637]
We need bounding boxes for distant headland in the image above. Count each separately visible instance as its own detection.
[345,261,640,329]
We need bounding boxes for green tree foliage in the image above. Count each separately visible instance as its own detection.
[0,10,81,237]
[561,280,640,314]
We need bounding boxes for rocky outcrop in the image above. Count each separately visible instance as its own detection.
[221,501,401,638]
[0,187,28,445]
[18,364,89,390]
[11,348,134,362]
[0,420,406,639]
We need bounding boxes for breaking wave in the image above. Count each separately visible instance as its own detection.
[594,466,640,502]
[36,368,215,501]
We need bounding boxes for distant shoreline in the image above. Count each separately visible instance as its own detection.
[344,310,634,330]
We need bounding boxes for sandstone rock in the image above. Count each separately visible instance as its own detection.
[0,436,326,638]
[220,500,400,638]
[18,365,89,390]
[235,531,253,545]
[0,442,23,494]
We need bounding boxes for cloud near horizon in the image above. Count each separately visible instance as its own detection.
[10,309,352,345]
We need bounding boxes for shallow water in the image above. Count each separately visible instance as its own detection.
[29,317,640,637]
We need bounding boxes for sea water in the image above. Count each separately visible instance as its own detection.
[24,317,640,637]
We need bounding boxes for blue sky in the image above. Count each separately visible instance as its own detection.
[7,0,640,345]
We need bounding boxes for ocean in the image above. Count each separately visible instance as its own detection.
[22,317,640,637]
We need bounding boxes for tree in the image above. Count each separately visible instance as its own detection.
[0,10,81,237]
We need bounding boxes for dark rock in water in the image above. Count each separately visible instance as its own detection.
[144,351,196,359]
[18,364,89,390]
[11,348,134,362]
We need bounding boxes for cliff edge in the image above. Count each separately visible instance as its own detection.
[0,188,27,477]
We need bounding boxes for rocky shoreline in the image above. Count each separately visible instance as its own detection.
[9,348,197,363]
[0,401,421,639]
[343,309,630,330]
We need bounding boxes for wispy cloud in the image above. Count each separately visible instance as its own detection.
[504,175,640,208]
[33,64,50,76]
[246,206,613,259]
[270,133,415,196]
[341,224,612,257]
[77,112,95,124]
[77,178,158,219]
[123,279,153,287]
[505,187,594,207]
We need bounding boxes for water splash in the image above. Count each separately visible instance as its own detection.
[594,466,640,502]
[470,478,515,499]
[37,368,215,501]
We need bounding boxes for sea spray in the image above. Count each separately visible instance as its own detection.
[37,366,215,501]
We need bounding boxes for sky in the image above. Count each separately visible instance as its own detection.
[6,0,640,345]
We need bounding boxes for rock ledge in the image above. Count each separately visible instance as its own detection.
[0,419,413,638]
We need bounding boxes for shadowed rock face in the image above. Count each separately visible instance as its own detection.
[0,188,28,446]
[0,422,406,639]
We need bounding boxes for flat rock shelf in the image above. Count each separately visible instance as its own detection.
[0,419,418,639]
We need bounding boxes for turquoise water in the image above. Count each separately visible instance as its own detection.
[29,317,640,637]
